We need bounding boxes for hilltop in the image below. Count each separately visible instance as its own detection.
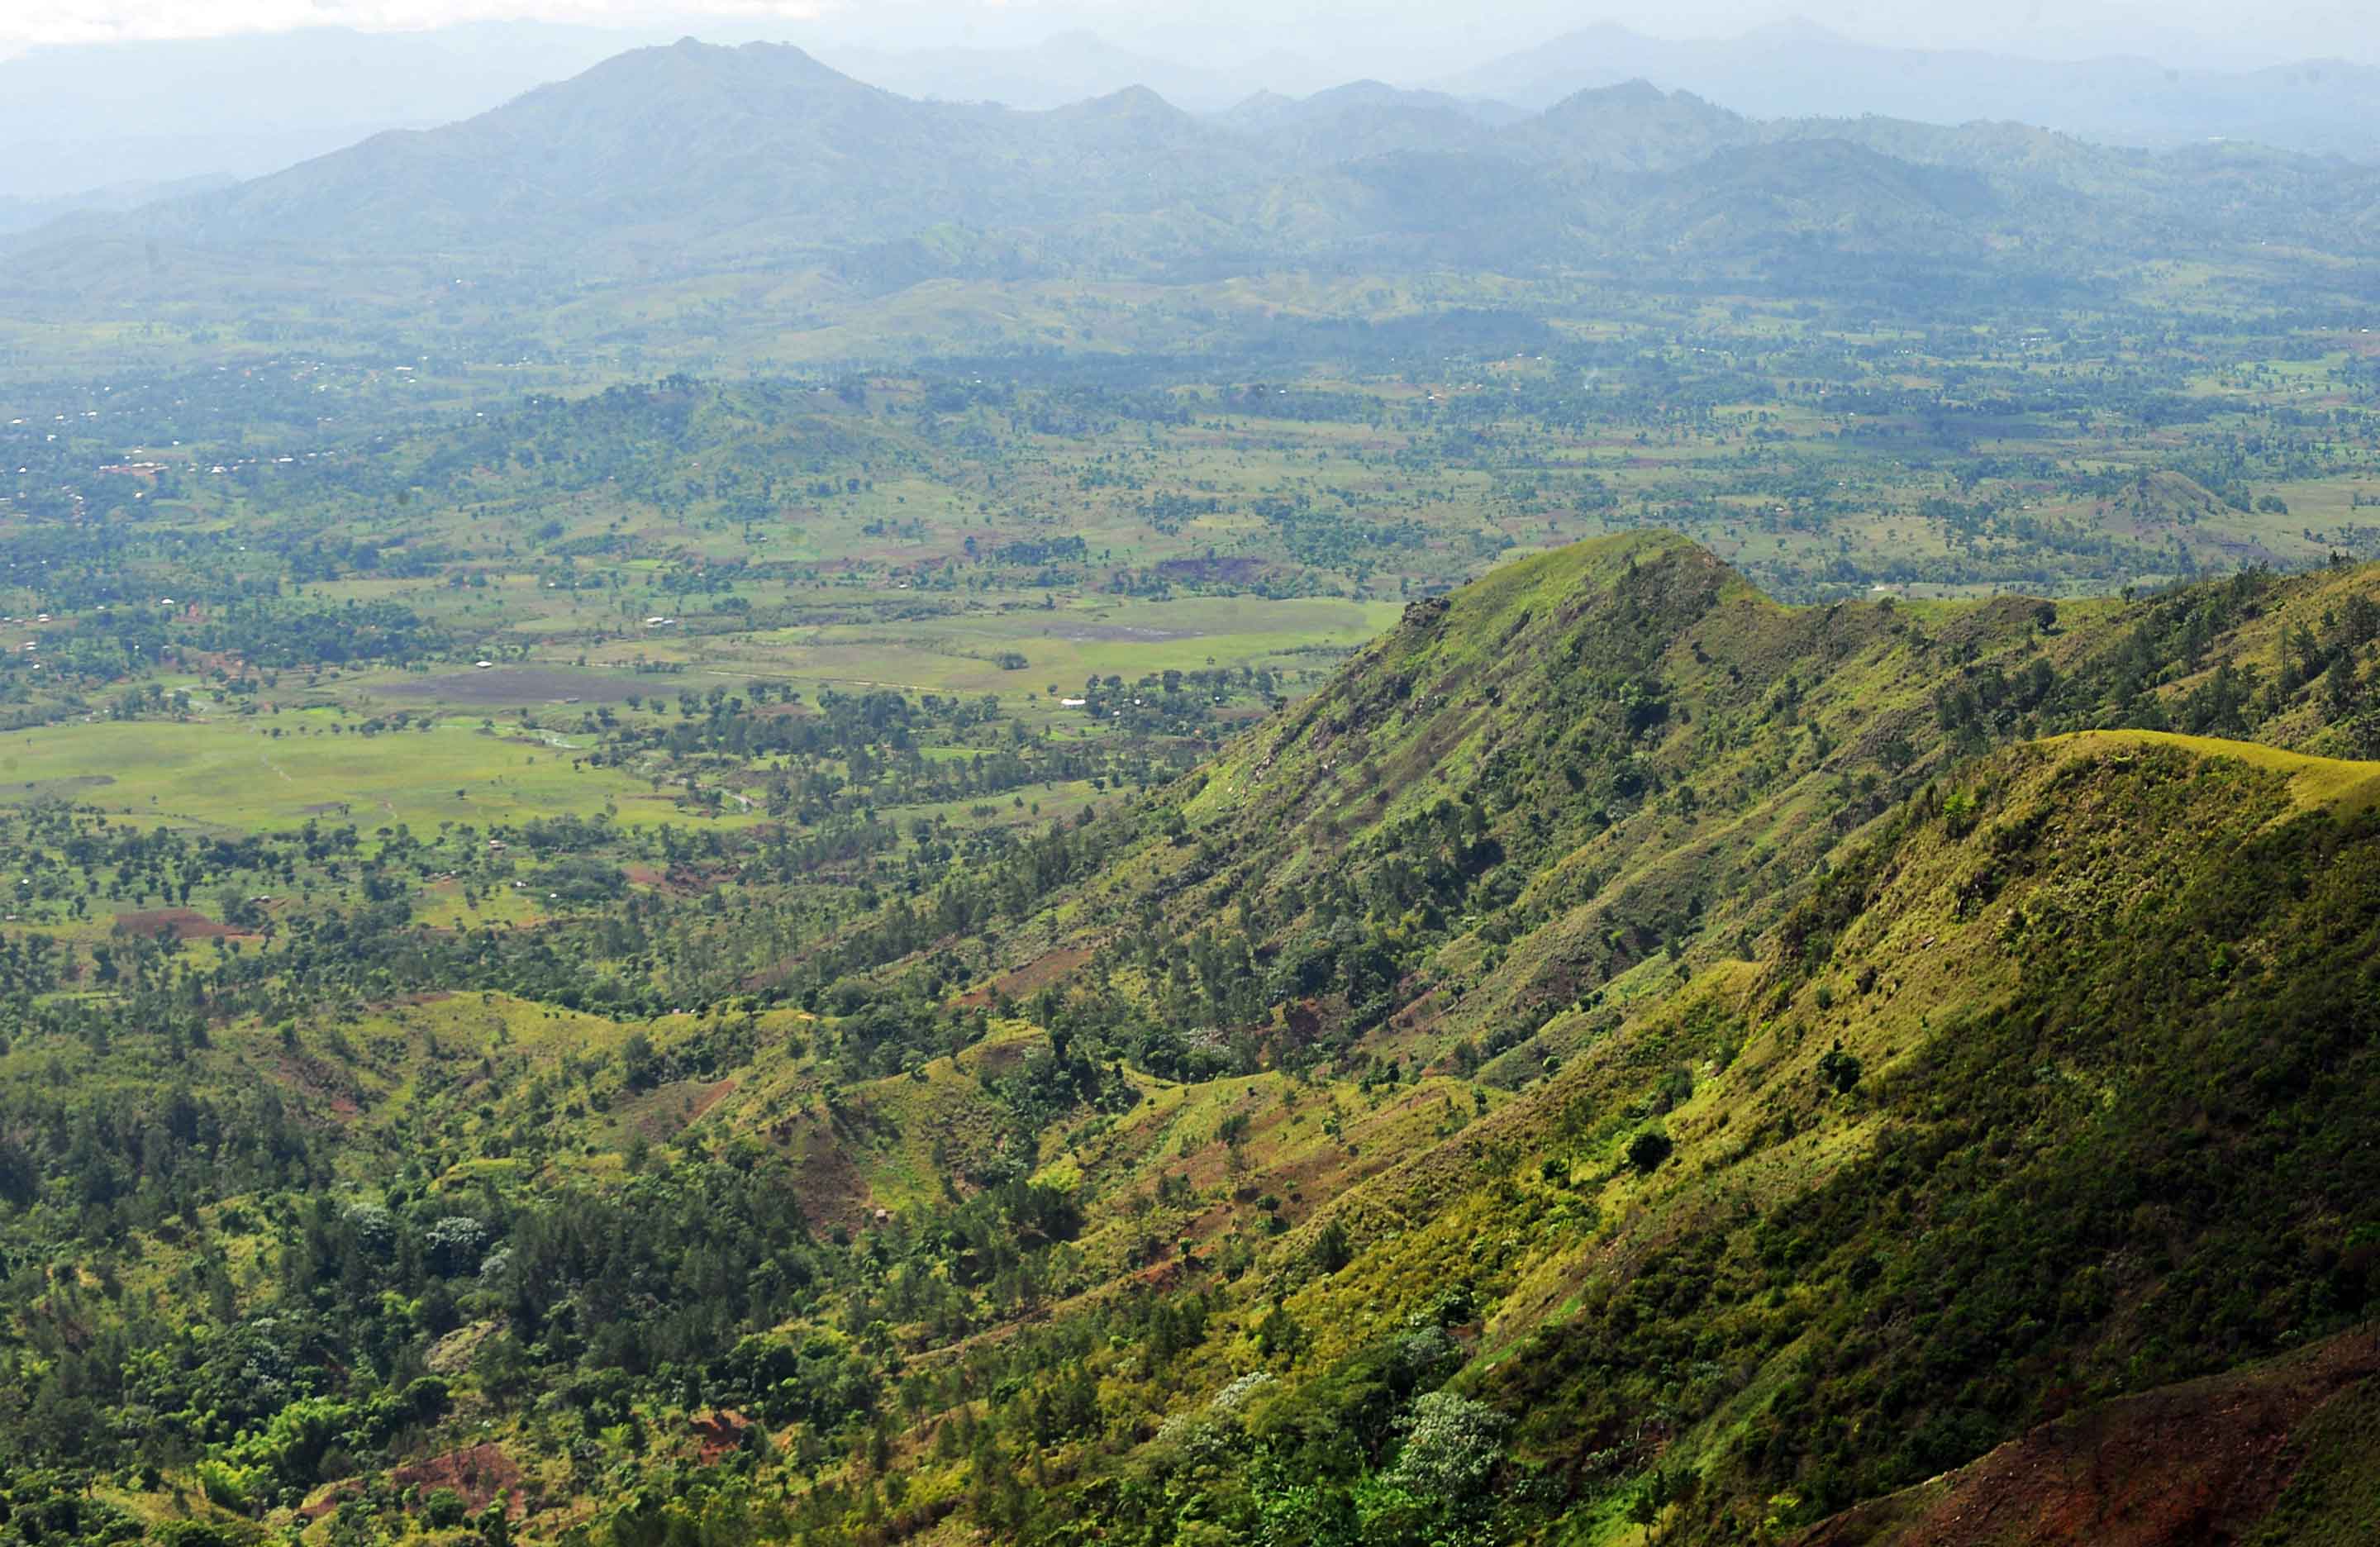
[2,537,2378,1545]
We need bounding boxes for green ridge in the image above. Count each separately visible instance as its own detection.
[4,539,2380,1547]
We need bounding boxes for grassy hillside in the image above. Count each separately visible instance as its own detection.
[2,537,2378,1547]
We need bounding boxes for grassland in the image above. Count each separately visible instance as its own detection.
[0,716,705,835]
[2045,728,2380,815]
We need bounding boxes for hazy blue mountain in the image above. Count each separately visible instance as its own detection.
[47,41,1273,284]
[816,29,1291,112]
[11,40,2379,316]
[0,174,235,236]
[1435,20,2380,159]
[1506,79,1750,170]
[1221,80,1527,130]
[10,16,2373,216]
[1215,81,1526,163]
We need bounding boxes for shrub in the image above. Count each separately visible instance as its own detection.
[1388,1390,1507,1497]
[155,1524,248,1547]
[421,1488,469,1529]
[196,1459,261,1514]
[1817,1040,1864,1096]
[1627,1129,1673,1173]
[423,1216,492,1277]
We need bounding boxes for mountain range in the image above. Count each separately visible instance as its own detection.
[12,38,2380,328]
[5,17,2378,211]
[1435,19,2380,158]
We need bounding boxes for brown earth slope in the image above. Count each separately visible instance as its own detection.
[1799,1326,2380,1547]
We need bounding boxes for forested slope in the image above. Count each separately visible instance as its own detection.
[4,537,2379,1546]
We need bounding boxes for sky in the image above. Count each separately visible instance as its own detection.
[9,0,2379,69]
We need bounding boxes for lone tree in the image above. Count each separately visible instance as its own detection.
[1627,1128,1673,1173]
[1310,1217,1353,1273]
[1818,1040,1864,1096]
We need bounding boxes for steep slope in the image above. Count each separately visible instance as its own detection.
[1798,1326,2380,1547]
[950,536,2380,1086]
[1345,726,2380,1542]
[5,540,2380,1547]
[1067,723,2376,1545]
[726,544,2380,1544]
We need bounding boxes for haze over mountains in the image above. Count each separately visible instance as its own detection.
[0,24,645,200]
[0,174,234,238]
[816,30,1338,114]
[5,14,2378,212]
[1435,20,2380,158]
[12,35,2380,337]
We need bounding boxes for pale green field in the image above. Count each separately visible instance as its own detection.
[0,716,762,835]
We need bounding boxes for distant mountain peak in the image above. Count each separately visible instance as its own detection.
[1541,77,1716,117]
[1061,83,1192,121]
[1583,77,1668,106]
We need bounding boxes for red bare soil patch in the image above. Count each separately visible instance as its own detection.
[115,908,250,940]
[1797,1326,2380,1547]
[688,1408,752,1463]
[393,1442,526,1516]
[624,1077,738,1141]
[774,1112,874,1229]
[955,947,1092,1008]
[267,1050,366,1121]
